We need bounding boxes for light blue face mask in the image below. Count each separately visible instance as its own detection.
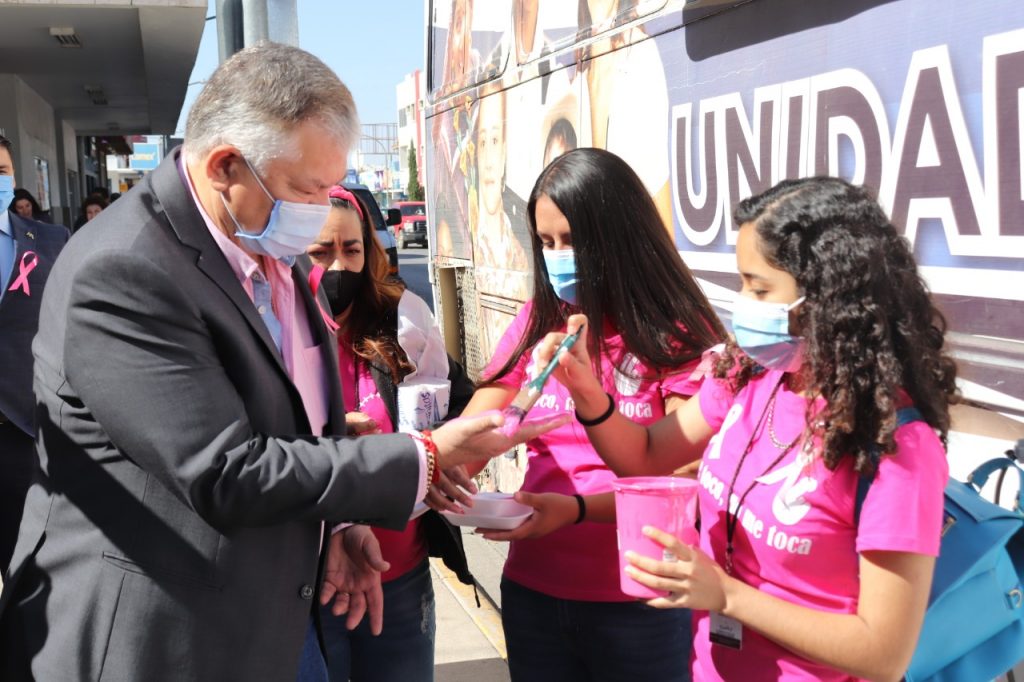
[542,248,577,305]
[0,175,14,214]
[730,294,806,372]
[220,156,331,261]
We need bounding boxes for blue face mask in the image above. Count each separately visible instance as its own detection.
[730,295,806,372]
[542,249,577,305]
[0,175,14,214]
[220,156,331,262]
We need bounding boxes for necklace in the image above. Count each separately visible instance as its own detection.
[351,358,381,413]
[357,391,381,412]
[765,391,801,450]
[723,378,793,575]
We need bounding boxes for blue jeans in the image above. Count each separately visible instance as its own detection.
[501,577,692,682]
[320,559,436,682]
[297,620,329,682]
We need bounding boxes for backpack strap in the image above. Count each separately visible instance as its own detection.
[968,457,1024,514]
[854,407,924,525]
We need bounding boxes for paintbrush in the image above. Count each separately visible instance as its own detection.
[501,324,585,431]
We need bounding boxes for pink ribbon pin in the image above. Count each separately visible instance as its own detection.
[8,251,39,296]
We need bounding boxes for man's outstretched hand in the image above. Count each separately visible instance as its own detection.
[432,411,569,471]
[321,525,391,635]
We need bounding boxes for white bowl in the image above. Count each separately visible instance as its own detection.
[468,492,532,518]
[438,492,534,530]
[440,509,532,530]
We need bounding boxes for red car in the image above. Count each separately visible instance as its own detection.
[393,201,427,248]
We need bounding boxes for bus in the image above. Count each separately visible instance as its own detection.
[422,0,1024,490]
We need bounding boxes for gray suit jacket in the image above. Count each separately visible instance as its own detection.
[0,150,420,681]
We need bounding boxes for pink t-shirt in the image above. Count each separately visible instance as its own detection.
[692,369,948,681]
[485,302,704,601]
[338,342,427,583]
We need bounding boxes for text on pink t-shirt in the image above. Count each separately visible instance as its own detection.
[485,302,706,601]
[691,369,948,681]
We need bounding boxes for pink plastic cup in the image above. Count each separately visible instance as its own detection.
[612,476,700,598]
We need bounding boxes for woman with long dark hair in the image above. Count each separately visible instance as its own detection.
[534,176,955,681]
[10,188,46,222]
[305,186,478,682]
[462,147,725,681]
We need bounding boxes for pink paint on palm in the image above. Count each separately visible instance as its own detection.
[497,404,527,437]
[612,476,700,598]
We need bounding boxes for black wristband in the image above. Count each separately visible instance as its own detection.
[573,494,586,524]
[575,392,615,427]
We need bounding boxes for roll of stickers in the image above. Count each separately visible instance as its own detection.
[397,378,451,432]
[395,290,452,433]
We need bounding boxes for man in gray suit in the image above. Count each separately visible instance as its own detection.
[0,43,560,681]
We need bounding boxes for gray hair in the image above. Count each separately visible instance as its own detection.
[184,42,359,172]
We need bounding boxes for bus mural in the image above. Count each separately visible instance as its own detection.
[424,0,1024,483]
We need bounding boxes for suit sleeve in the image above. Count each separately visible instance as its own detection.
[64,249,419,532]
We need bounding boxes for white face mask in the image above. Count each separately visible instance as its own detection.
[730,295,806,372]
[220,156,331,262]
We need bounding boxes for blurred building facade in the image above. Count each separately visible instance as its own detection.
[395,68,425,196]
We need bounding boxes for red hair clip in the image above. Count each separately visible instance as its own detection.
[328,185,365,221]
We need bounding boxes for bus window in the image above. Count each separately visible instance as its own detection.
[576,0,667,43]
[428,0,510,99]
[513,1,578,64]
[511,1,669,66]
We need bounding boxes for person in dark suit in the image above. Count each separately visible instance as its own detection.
[0,44,562,682]
[0,134,70,575]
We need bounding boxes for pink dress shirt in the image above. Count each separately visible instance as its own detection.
[178,159,428,504]
[179,160,329,434]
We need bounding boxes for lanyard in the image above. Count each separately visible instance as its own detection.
[722,376,799,575]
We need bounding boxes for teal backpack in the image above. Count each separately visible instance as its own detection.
[856,410,1024,682]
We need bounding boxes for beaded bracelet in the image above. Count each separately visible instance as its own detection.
[575,392,616,427]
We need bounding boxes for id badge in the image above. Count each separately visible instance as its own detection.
[709,612,743,650]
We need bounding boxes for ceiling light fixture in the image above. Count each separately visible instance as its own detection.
[50,27,82,48]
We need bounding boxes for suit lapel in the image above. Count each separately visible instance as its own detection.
[10,213,42,251]
[292,256,347,436]
[149,149,292,380]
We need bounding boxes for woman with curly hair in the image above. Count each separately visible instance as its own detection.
[529,176,956,681]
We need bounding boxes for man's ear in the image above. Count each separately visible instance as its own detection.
[204,145,242,193]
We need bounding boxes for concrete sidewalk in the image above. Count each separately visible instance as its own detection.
[431,549,510,682]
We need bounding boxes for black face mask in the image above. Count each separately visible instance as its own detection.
[320,269,364,317]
